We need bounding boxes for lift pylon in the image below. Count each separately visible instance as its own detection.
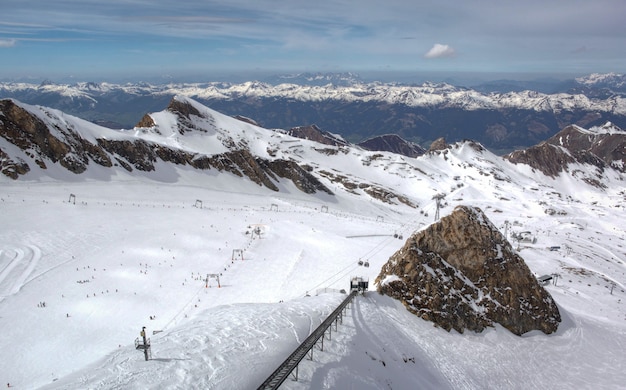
[206,273,221,288]
[232,249,244,261]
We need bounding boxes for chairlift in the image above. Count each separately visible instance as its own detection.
[364,261,369,268]
[398,234,403,240]
[393,233,398,238]
[358,260,364,266]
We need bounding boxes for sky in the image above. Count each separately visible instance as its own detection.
[1,0,625,82]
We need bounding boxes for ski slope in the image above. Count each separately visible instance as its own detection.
[1,147,625,389]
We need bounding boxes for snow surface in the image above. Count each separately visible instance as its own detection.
[1,112,626,388]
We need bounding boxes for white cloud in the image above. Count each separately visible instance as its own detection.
[0,39,16,48]
[424,43,455,59]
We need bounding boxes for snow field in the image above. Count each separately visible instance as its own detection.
[1,136,625,388]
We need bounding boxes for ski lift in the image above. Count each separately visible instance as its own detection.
[363,261,369,268]
[358,260,364,266]
[393,233,398,238]
[350,276,369,294]
[397,234,403,240]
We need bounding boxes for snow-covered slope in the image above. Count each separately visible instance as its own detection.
[1,99,625,389]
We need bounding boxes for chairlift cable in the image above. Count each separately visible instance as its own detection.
[161,282,206,331]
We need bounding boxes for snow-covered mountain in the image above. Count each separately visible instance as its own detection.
[3,77,625,112]
[2,74,626,151]
[575,73,626,90]
[1,97,626,389]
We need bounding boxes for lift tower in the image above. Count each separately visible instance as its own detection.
[432,194,445,221]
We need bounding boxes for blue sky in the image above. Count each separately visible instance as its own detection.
[1,0,625,82]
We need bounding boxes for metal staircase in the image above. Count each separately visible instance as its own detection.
[257,290,357,389]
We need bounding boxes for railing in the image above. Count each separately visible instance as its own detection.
[315,287,344,295]
[257,290,357,389]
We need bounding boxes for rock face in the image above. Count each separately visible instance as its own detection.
[286,124,349,147]
[0,99,112,176]
[376,205,561,335]
[428,137,449,152]
[505,122,626,178]
[358,134,426,158]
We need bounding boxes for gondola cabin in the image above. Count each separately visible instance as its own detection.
[350,276,369,294]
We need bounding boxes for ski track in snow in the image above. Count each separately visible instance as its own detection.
[0,244,40,300]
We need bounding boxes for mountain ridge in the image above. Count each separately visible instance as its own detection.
[2,96,626,207]
[2,73,626,152]
[505,122,626,180]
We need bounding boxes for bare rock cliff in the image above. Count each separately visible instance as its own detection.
[376,205,561,335]
[505,123,626,178]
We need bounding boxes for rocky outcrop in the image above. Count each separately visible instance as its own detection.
[286,125,348,147]
[233,115,260,126]
[505,123,626,177]
[316,169,415,207]
[135,114,156,128]
[376,205,561,335]
[358,134,426,158]
[167,97,202,119]
[428,137,449,152]
[258,160,330,194]
[0,149,30,179]
[0,99,113,174]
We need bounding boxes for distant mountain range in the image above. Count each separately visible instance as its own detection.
[1,73,625,153]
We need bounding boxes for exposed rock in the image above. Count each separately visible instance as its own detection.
[167,97,202,119]
[97,138,156,172]
[259,159,334,194]
[0,149,30,179]
[0,99,112,175]
[233,115,260,126]
[428,137,449,152]
[358,134,426,158]
[316,169,415,207]
[162,97,211,136]
[505,123,626,177]
[376,205,561,335]
[286,125,349,147]
[135,114,156,128]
